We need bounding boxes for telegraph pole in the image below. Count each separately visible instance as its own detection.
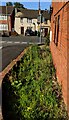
[6,5,8,32]
[40,13,42,43]
[38,0,42,43]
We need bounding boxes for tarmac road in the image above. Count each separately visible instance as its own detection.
[0,36,45,72]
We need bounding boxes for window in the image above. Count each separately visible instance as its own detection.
[57,15,60,32]
[0,24,8,31]
[56,15,60,45]
[54,15,60,46]
[20,18,23,23]
[44,18,47,24]
[5,25,7,30]
[54,18,57,44]
[5,16,7,20]
[0,15,7,20]
[27,18,32,23]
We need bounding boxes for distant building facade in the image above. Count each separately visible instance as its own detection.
[0,6,15,35]
[50,1,69,113]
[14,8,50,36]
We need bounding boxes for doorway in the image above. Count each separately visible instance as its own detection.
[45,28,48,36]
[21,27,24,34]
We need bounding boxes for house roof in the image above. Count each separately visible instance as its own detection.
[15,12,24,17]
[15,8,50,20]
[0,6,14,15]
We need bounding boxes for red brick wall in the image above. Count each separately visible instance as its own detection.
[67,2,69,113]
[0,20,8,24]
[50,1,69,113]
[8,16,12,31]
[8,9,15,31]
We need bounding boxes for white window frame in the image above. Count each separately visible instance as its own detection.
[27,18,32,23]
[20,18,23,23]
[0,15,7,20]
[44,18,48,24]
[0,24,8,31]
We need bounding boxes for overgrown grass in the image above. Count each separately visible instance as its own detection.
[45,33,50,46]
[2,45,68,120]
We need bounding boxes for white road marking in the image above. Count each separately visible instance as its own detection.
[7,41,13,44]
[0,46,2,49]
[14,42,20,44]
[0,41,36,45]
[21,42,27,44]
[29,42,34,44]
[0,41,6,43]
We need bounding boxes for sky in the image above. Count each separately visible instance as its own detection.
[0,1,52,10]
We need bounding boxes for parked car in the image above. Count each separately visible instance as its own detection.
[25,29,35,36]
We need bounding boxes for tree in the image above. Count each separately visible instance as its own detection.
[14,2,25,8]
[6,2,13,6]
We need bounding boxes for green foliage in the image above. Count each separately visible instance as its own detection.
[45,33,50,46]
[14,2,25,8]
[6,2,13,6]
[37,31,40,37]
[6,2,25,8]
[3,45,68,120]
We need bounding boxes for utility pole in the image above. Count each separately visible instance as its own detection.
[38,0,42,43]
[40,13,42,43]
[38,0,40,15]
[6,5,8,31]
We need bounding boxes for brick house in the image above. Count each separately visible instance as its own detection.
[50,1,69,113]
[0,6,15,35]
[14,8,50,36]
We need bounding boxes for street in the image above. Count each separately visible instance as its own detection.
[0,36,45,71]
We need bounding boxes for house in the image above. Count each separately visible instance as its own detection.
[0,6,15,36]
[37,9,50,37]
[14,8,50,36]
[50,1,69,113]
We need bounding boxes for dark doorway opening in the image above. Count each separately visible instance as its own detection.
[21,27,24,34]
[45,28,48,36]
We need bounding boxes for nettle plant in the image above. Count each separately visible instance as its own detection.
[3,45,68,120]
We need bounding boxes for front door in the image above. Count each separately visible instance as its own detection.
[45,28,48,37]
[21,27,24,34]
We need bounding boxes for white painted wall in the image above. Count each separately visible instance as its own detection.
[14,17,38,35]
[50,31,52,42]
[14,17,21,34]
[14,17,50,35]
